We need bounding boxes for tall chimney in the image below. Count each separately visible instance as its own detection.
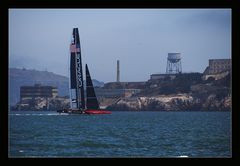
[117,60,120,82]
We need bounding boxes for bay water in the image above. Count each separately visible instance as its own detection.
[9,111,231,158]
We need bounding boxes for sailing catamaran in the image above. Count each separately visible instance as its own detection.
[57,28,111,115]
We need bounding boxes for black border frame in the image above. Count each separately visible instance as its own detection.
[1,0,239,163]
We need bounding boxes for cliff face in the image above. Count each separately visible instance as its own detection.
[12,93,231,111]
[12,97,70,111]
[106,72,231,111]
[107,94,231,111]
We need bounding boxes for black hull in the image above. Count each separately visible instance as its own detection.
[57,109,85,114]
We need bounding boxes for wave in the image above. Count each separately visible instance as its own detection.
[177,155,189,158]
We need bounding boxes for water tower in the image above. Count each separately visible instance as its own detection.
[166,53,182,74]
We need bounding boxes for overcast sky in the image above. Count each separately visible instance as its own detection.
[9,9,231,82]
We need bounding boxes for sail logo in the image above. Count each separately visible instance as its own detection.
[76,54,83,88]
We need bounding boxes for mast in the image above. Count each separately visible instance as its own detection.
[70,28,85,110]
[86,64,99,110]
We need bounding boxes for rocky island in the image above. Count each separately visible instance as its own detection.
[106,72,231,111]
[10,67,231,112]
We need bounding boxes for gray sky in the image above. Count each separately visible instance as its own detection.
[9,9,231,82]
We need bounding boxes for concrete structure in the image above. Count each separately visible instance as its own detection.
[166,53,182,74]
[104,82,146,89]
[95,88,141,98]
[203,59,231,75]
[202,59,231,80]
[20,84,58,101]
[202,71,230,80]
[150,74,176,80]
[117,60,120,82]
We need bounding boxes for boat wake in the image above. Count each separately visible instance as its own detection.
[9,113,69,116]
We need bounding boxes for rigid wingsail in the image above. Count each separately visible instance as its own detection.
[57,28,111,115]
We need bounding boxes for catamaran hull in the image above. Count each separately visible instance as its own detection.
[57,109,111,114]
[85,109,112,114]
[57,109,84,114]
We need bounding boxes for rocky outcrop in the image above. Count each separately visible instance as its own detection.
[107,93,231,111]
[202,95,231,111]
[12,97,70,111]
[11,93,231,111]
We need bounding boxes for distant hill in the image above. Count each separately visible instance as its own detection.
[9,68,104,105]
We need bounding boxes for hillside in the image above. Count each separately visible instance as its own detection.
[9,68,104,105]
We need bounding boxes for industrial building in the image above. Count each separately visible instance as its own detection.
[203,59,231,75]
[150,74,176,80]
[104,82,146,89]
[20,84,58,101]
[92,60,142,100]
[202,59,231,80]
[95,88,141,98]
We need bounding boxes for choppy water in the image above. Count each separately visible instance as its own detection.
[9,111,231,158]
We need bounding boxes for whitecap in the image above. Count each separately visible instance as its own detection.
[178,155,189,158]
